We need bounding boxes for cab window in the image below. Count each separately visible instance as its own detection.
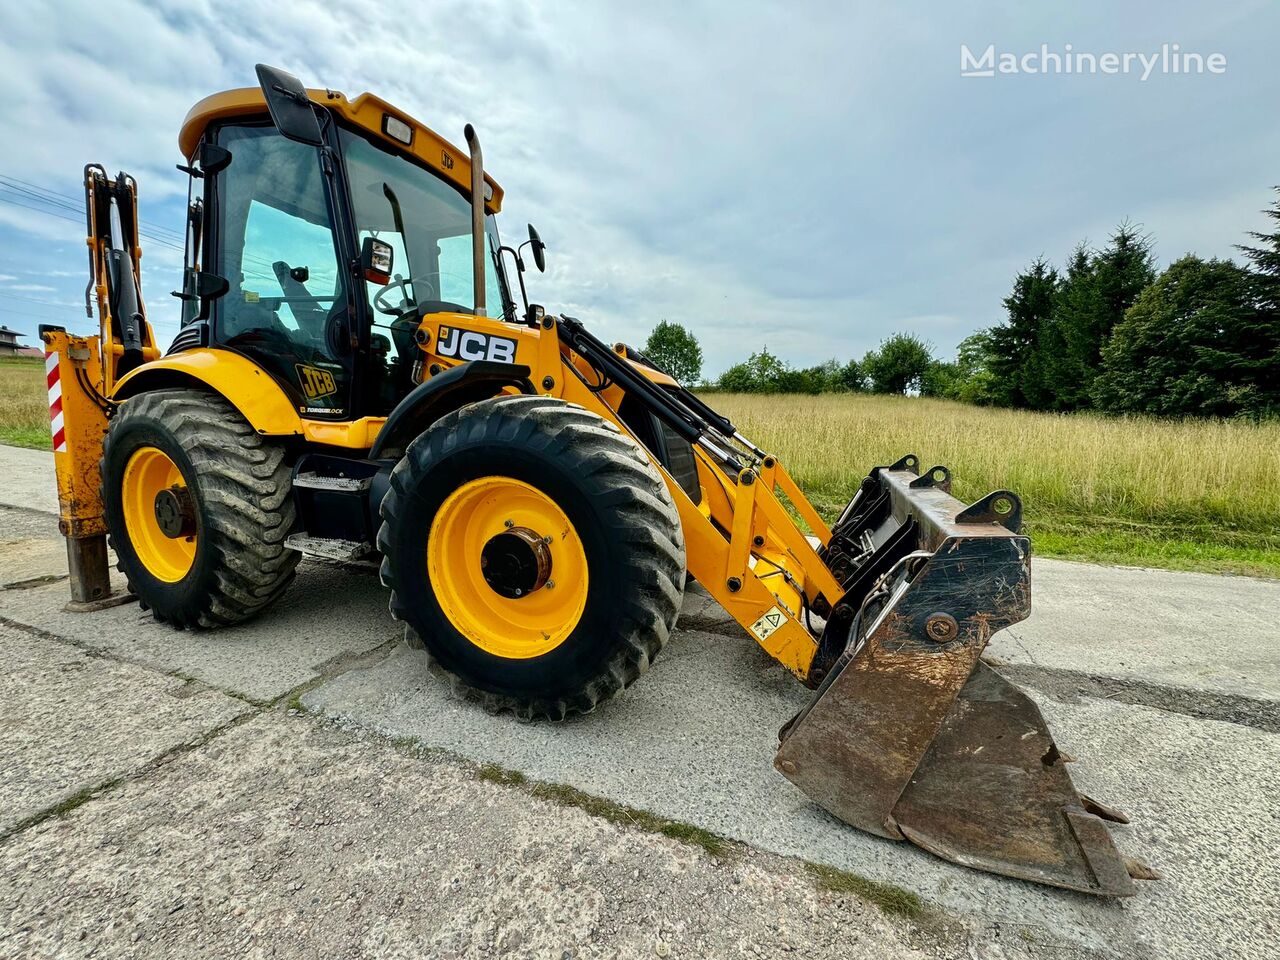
[213,124,351,416]
[340,125,510,413]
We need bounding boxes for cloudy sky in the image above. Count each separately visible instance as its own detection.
[0,1,1276,375]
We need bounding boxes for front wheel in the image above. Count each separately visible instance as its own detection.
[377,395,686,720]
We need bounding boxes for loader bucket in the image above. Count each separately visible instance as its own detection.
[775,457,1138,896]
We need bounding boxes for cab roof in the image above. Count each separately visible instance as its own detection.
[179,87,504,212]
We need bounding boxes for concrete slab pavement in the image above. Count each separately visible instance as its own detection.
[0,623,252,835]
[0,713,1033,960]
[995,558,1280,704]
[3,442,1278,958]
[4,445,1277,708]
[0,535,67,588]
[303,627,1280,959]
[0,563,399,703]
[685,559,1280,712]
[0,445,57,516]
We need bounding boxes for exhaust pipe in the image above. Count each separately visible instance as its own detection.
[464,123,485,316]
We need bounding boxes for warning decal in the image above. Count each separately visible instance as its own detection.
[749,606,786,642]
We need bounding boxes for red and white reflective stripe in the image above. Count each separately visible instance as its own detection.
[46,350,66,453]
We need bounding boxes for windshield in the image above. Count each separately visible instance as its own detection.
[340,126,509,326]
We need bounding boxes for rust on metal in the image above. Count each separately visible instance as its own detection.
[776,460,1142,896]
[43,329,113,604]
[925,612,959,643]
[895,663,1136,896]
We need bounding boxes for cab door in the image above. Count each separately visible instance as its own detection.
[208,123,356,419]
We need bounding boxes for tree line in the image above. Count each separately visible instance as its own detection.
[644,189,1280,419]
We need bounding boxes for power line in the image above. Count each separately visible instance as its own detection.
[0,172,349,285]
[0,304,74,324]
[0,194,84,228]
[0,291,81,308]
[0,175,188,252]
[0,193,188,254]
[0,173,187,242]
[0,180,82,217]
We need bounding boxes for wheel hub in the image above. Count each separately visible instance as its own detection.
[480,526,551,598]
[427,475,588,659]
[153,485,196,539]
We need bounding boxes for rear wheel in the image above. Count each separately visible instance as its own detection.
[378,395,686,719]
[101,389,299,628]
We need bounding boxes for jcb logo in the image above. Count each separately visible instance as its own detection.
[296,364,338,400]
[436,326,518,363]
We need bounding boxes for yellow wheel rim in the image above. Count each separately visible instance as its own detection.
[427,476,588,659]
[121,447,197,583]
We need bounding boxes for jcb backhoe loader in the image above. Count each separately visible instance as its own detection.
[41,65,1146,896]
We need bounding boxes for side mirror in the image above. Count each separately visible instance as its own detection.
[527,224,546,273]
[172,270,229,323]
[360,237,394,285]
[255,63,323,147]
[198,143,232,175]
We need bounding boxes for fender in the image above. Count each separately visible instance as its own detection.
[368,360,534,459]
[111,348,304,436]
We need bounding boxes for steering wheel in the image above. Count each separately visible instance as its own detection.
[373,274,437,316]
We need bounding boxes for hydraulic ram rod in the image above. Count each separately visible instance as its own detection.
[557,316,705,443]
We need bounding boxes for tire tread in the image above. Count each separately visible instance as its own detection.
[101,389,299,629]
[380,396,685,720]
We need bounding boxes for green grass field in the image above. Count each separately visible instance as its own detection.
[0,356,48,450]
[708,392,1280,578]
[1,357,1275,576]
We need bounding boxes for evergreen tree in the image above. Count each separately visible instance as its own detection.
[987,258,1058,407]
[1237,186,1280,309]
[1093,256,1279,418]
[1050,225,1155,409]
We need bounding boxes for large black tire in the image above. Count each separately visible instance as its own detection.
[101,389,299,628]
[378,395,686,720]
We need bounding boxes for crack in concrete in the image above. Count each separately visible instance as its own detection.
[0,616,402,845]
[0,709,263,845]
[1003,627,1041,666]
[0,614,264,707]
[277,636,402,711]
[989,660,1280,733]
[674,613,1279,732]
[0,613,401,710]
[2,573,69,590]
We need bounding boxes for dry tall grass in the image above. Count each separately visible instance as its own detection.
[707,393,1280,574]
[0,358,48,449]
